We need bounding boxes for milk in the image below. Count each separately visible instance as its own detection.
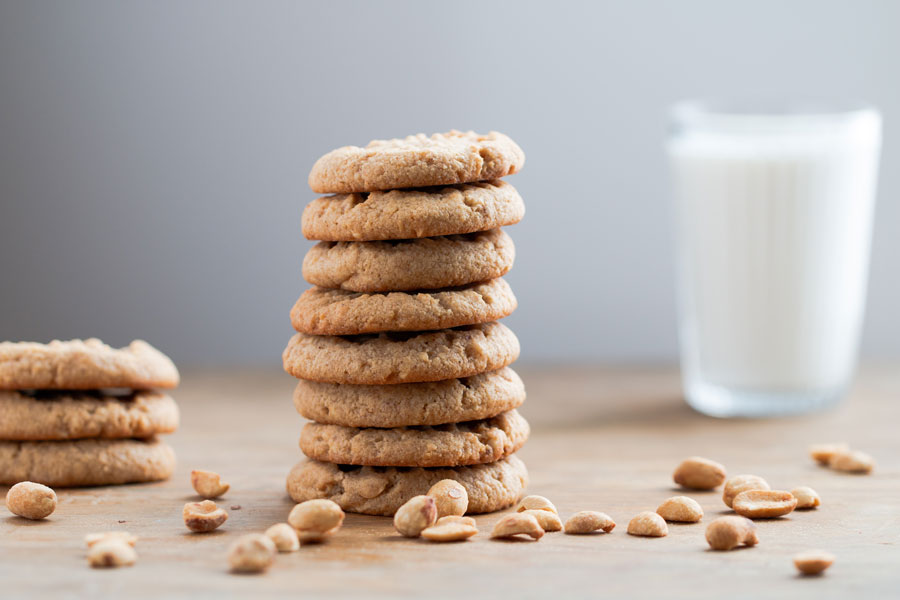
[668,105,881,416]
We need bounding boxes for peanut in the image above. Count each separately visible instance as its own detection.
[265,523,299,552]
[183,500,228,532]
[427,479,468,517]
[84,531,137,548]
[563,510,616,534]
[393,495,438,538]
[656,496,703,522]
[732,489,797,519]
[421,516,478,542]
[228,534,276,573]
[828,449,874,474]
[87,539,137,568]
[288,499,345,543]
[722,474,770,508]
[6,481,57,520]
[627,511,668,537]
[794,550,835,575]
[490,512,544,540]
[522,509,562,532]
[190,469,230,499]
[673,456,727,490]
[809,442,849,465]
[791,486,821,509]
[705,516,758,550]
[516,495,557,514]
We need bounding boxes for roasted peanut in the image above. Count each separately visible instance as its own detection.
[794,550,835,575]
[87,539,137,568]
[427,480,468,517]
[656,496,703,522]
[516,495,558,515]
[288,499,344,543]
[732,490,797,519]
[522,509,562,532]
[809,443,849,465]
[627,511,668,537]
[190,469,230,499]
[183,500,228,532]
[563,511,616,534]
[791,486,821,509]
[490,512,544,540]
[84,531,137,548]
[265,523,299,552]
[705,516,758,550]
[228,534,276,573]
[421,516,478,542]
[673,456,726,490]
[828,449,874,474]
[393,495,438,538]
[6,481,57,520]
[722,474,770,508]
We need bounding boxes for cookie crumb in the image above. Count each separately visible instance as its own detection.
[231,505,241,510]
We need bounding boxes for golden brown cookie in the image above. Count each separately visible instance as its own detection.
[299,409,529,467]
[0,339,179,390]
[282,322,519,385]
[290,278,516,335]
[286,455,528,516]
[302,181,525,241]
[302,229,514,292]
[0,390,179,441]
[308,131,525,194]
[293,367,525,428]
[0,438,176,486]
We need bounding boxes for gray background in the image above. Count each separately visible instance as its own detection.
[0,0,897,365]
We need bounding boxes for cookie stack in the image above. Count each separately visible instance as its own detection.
[284,131,530,516]
[0,339,179,486]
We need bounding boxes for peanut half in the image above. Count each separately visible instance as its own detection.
[421,516,478,542]
[228,534,276,574]
[828,449,874,474]
[794,550,835,575]
[288,499,345,543]
[732,490,797,519]
[183,500,228,533]
[393,495,438,538]
[6,481,57,520]
[87,539,137,568]
[705,516,758,550]
[656,496,703,522]
[522,509,562,532]
[809,443,849,465]
[427,480,468,517]
[722,474,770,508]
[627,511,668,537]
[265,523,300,552]
[191,469,230,499]
[673,457,727,490]
[563,511,616,534]
[516,495,558,515]
[791,486,821,509]
[490,513,544,540]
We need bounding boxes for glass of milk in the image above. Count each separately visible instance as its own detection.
[668,101,881,417]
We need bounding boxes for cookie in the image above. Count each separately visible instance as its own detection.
[302,229,514,292]
[302,180,525,241]
[0,438,176,486]
[282,322,519,385]
[290,278,516,336]
[0,390,179,441]
[0,339,179,390]
[293,367,525,428]
[308,131,525,194]
[286,455,528,516]
[299,409,529,467]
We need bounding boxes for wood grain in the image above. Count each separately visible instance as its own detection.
[2,366,898,599]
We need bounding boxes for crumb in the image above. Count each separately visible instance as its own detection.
[231,505,241,510]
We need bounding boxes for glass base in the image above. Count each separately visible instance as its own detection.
[684,379,846,418]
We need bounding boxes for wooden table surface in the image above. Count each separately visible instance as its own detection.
[2,365,898,599]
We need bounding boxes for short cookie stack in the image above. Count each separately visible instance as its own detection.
[0,339,179,487]
[284,131,530,516]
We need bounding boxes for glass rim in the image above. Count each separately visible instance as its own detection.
[671,99,880,120]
